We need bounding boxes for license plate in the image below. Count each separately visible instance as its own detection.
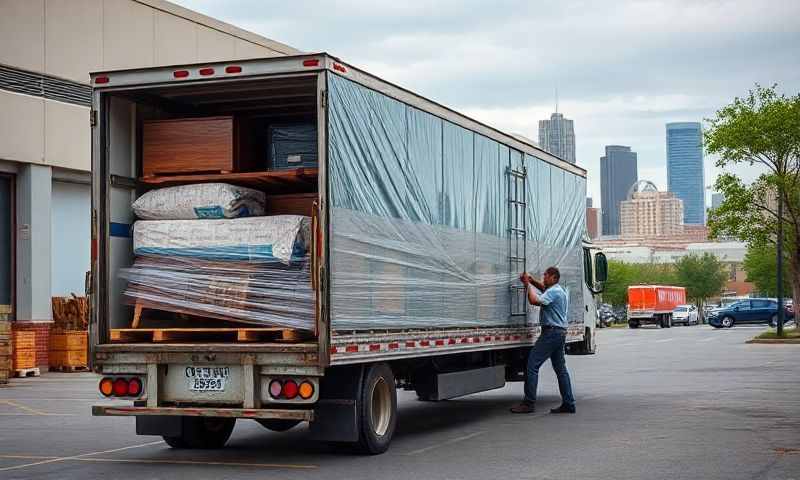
[185,366,230,392]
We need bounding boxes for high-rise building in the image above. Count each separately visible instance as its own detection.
[586,197,593,208]
[619,189,684,239]
[600,145,638,236]
[586,207,601,239]
[667,122,705,224]
[538,113,575,164]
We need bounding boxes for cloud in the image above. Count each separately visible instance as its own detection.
[176,0,800,208]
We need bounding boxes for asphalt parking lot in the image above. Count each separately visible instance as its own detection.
[1,325,798,480]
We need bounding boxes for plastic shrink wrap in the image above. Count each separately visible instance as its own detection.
[132,183,265,220]
[121,215,313,331]
[326,75,585,331]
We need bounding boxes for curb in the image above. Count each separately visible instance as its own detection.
[746,338,800,344]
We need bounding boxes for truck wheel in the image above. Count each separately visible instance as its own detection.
[257,419,302,432]
[356,363,397,455]
[665,315,672,328]
[568,328,596,355]
[628,321,639,329]
[163,417,235,449]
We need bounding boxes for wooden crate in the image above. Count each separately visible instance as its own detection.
[13,350,35,370]
[12,330,37,370]
[49,331,88,351]
[52,296,89,331]
[49,331,88,370]
[142,116,259,177]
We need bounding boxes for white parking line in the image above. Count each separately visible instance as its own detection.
[655,339,674,343]
[405,431,485,455]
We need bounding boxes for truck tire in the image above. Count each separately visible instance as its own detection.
[257,419,302,432]
[568,328,596,355]
[628,321,639,329]
[665,315,672,328]
[163,417,235,449]
[356,363,397,455]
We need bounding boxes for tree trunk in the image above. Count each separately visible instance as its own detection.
[791,253,800,327]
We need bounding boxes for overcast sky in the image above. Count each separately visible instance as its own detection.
[176,0,799,208]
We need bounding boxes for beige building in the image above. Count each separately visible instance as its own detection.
[0,0,298,366]
[619,190,684,239]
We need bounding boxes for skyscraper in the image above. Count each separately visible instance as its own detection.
[600,145,638,236]
[538,113,575,164]
[666,122,705,224]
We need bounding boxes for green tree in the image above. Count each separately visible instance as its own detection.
[743,242,791,296]
[706,84,800,326]
[674,253,728,321]
[603,260,677,307]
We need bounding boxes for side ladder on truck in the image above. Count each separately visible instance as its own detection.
[508,164,528,317]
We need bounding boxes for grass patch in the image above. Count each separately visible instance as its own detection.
[605,323,629,329]
[755,327,800,340]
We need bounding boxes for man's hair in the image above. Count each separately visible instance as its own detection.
[545,266,560,282]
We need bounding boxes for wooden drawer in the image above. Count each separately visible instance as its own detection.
[143,116,258,177]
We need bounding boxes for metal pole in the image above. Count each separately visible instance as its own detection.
[777,194,785,336]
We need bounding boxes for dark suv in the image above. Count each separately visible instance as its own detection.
[708,298,794,328]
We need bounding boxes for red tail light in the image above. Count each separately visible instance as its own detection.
[198,67,214,76]
[303,59,320,67]
[282,380,299,399]
[113,378,128,396]
[225,65,242,74]
[127,378,143,396]
[173,70,189,78]
[94,76,109,84]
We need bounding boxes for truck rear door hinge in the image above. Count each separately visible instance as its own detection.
[320,90,327,110]
[90,110,97,127]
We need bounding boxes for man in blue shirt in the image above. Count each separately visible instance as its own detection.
[510,266,576,414]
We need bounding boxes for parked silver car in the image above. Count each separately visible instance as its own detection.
[672,305,699,326]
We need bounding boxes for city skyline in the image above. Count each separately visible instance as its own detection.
[667,122,706,224]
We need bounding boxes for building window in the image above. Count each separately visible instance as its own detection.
[0,173,13,320]
[729,263,737,281]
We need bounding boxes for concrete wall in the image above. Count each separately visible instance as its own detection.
[0,0,300,171]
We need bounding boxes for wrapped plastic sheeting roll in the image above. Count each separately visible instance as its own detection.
[132,183,265,220]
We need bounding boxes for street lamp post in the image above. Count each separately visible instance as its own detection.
[777,194,785,337]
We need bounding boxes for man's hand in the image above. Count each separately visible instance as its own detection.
[520,272,532,285]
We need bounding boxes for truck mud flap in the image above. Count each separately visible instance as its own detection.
[308,365,363,442]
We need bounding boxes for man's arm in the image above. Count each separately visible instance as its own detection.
[520,272,546,306]
[527,284,542,306]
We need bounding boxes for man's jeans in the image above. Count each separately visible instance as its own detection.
[524,327,575,407]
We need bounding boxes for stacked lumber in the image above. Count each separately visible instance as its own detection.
[49,330,88,372]
[52,295,89,331]
[0,321,10,384]
[12,330,39,376]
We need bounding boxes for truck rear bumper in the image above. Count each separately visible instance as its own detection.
[92,405,314,421]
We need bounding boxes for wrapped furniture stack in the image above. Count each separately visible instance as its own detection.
[119,183,314,338]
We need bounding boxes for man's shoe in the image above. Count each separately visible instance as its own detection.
[550,404,576,414]
[510,401,535,414]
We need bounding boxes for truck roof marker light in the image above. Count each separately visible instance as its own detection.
[282,380,299,399]
[99,378,114,397]
[225,65,242,74]
[198,68,214,76]
[302,59,320,67]
[113,378,128,397]
[173,70,189,79]
[268,379,283,399]
[94,76,109,84]
[298,381,314,400]
[333,63,347,73]
[127,378,143,397]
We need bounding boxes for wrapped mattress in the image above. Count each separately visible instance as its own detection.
[132,215,310,264]
[132,183,265,220]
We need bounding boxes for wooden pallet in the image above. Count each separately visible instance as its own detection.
[110,327,308,343]
[49,365,89,373]
[14,367,40,378]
